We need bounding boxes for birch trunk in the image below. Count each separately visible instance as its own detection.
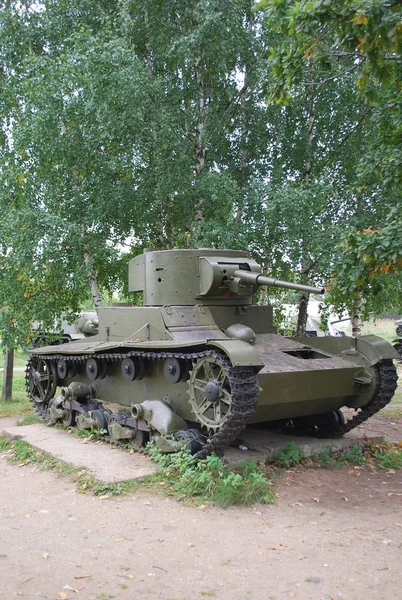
[1,349,14,401]
[144,4,165,249]
[193,56,207,247]
[297,73,315,335]
[296,292,310,336]
[83,246,103,308]
[351,293,362,338]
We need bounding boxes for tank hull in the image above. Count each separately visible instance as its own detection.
[31,329,395,424]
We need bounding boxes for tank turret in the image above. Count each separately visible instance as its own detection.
[26,247,398,459]
[128,248,323,306]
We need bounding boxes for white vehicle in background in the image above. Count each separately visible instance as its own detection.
[281,299,351,337]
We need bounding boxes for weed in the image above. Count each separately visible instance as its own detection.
[12,440,35,462]
[147,445,275,507]
[200,591,215,597]
[268,442,304,468]
[119,583,128,590]
[339,444,366,466]
[17,415,41,426]
[371,445,402,470]
[0,438,10,451]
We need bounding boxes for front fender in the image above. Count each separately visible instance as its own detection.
[208,339,264,371]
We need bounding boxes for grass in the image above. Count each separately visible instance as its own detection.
[360,317,401,345]
[391,362,402,404]
[146,444,276,507]
[0,371,33,418]
[1,436,402,506]
[0,349,30,369]
[268,441,402,472]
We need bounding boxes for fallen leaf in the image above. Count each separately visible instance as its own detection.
[197,504,206,510]
[128,574,135,580]
[288,502,303,507]
[39,509,48,514]
[42,552,49,560]
[26,514,32,519]
[63,585,79,593]
[387,469,396,474]
[396,441,402,448]
[271,544,288,551]
[343,497,349,502]
[257,551,264,556]
[113,538,125,543]
[74,574,90,579]
[58,593,68,599]
[289,593,297,598]
[313,497,320,503]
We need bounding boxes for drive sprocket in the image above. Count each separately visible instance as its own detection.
[188,354,233,431]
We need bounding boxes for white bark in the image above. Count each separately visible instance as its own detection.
[83,246,103,308]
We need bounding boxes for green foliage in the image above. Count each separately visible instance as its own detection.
[147,444,275,507]
[314,442,402,470]
[0,0,401,335]
[256,0,402,318]
[268,442,305,468]
[372,445,402,470]
[328,206,402,317]
[0,371,33,418]
[12,439,35,462]
[17,415,41,426]
[0,437,10,452]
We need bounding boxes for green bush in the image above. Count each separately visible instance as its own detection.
[147,445,275,507]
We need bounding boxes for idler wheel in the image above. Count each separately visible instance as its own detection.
[121,357,144,382]
[86,358,106,381]
[26,357,57,405]
[164,357,187,384]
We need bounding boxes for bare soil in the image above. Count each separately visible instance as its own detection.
[1,412,402,600]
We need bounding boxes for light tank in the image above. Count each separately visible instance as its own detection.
[26,248,399,458]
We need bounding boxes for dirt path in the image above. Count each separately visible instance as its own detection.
[1,448,402,600]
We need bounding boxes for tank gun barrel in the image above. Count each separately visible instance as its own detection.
[233,270,325,295]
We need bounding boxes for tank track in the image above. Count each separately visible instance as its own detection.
[313,359,398,438]
[25,349,259,459]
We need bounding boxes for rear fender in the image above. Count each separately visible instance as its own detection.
[356,335,399,364]
[305,334,398,365]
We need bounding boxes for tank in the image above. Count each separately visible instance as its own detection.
[25,248,399,458]
[31,311,99,346]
